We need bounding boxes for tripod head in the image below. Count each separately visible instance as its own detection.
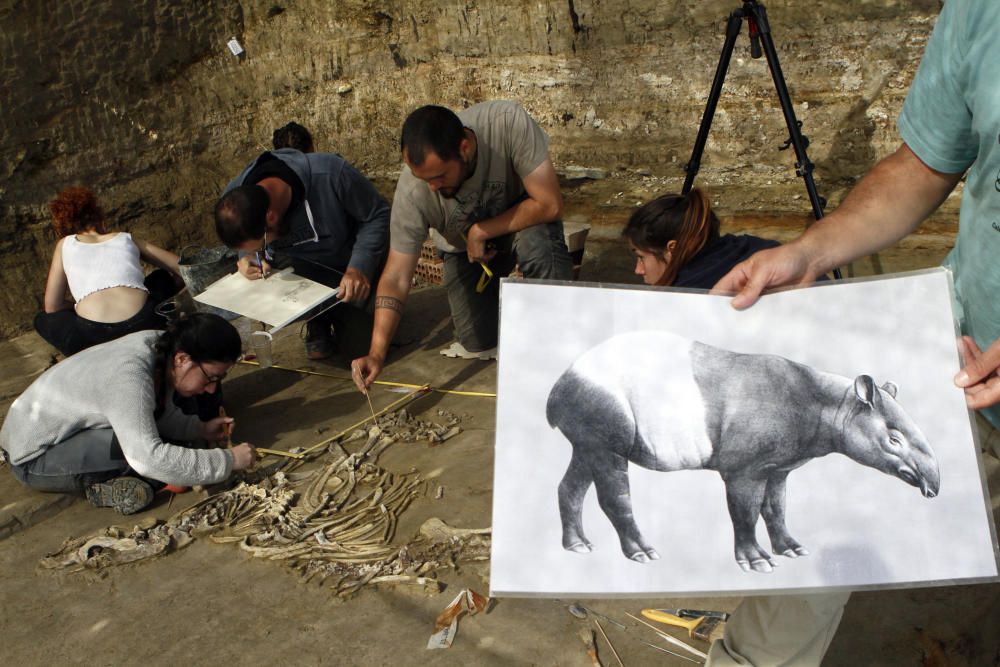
[742,0,765,58]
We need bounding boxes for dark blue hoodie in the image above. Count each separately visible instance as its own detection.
[225,149,389,284]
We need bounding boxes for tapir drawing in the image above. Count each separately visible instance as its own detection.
[545,331,940,572]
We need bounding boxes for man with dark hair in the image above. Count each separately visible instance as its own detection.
[353,100,573,388]
[214,148,389,362]
[272,122,315,153]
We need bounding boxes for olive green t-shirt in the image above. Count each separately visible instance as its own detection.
[390,100,551,254]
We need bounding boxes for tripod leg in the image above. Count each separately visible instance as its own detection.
[682,9,745,195]
[750,3,841,279]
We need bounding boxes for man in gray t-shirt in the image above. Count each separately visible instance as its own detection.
[353,101,573,388]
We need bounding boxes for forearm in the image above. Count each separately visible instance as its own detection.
[794,144,963,277]
[367,252,417,360]
[474,196,561,240]
[369,295,404,361]
[43,295,73,313]
[138,241,181,275]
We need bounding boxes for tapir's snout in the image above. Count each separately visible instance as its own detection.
[897,461,940,498]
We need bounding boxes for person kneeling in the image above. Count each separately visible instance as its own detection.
[0,313,256,515]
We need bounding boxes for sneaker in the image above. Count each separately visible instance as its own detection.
[439,341,498,361]
[86,477,155,515]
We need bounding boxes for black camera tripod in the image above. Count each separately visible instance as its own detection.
[683,0,842,279]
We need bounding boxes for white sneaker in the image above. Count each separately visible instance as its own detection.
[439,341,497,361]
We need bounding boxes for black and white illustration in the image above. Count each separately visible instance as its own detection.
[490,270,998,597]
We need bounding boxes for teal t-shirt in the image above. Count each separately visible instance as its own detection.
[898,0,1000,428]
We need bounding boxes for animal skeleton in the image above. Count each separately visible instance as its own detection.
[40,409,489,598]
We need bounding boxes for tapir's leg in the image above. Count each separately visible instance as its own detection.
[558,449,595,553]
[761,471,809,558]
[722,474,776,573]
[590,449,659,563]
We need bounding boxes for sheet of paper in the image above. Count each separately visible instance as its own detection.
[192,268,339,332]
[491,269,999,597]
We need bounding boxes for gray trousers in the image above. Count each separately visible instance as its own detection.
[707,414,1000,666]
[442,221,573,352]
[9,429,128,493]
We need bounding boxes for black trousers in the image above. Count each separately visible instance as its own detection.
[33,269,181,357]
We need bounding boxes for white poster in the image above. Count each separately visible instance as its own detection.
[192,268,339,332]
[490,269,999,597]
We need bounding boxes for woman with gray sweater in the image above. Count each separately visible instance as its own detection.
[0,313,256,514]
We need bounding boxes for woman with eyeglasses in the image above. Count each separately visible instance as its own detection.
[623,188,782,289]
[0,313,256,514]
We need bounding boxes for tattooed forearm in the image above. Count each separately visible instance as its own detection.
[374,296,404,313]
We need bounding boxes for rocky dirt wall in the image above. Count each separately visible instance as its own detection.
[0,0,944,336]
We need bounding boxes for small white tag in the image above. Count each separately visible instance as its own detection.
[227,38,244,56]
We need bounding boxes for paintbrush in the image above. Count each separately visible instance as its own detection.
[352,363,381,431]
[594,619,624,667]
[219,406,233,448]
[579,628,602,667]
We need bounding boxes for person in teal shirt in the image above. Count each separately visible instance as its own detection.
[708,1,1000,664]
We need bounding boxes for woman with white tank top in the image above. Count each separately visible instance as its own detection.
[34,186,183,356]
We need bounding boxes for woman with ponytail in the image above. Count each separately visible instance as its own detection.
[0,313,256,515]
[622,188,781,289]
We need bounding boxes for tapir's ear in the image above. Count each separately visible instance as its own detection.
[881,381,899,399]
[854,375,877,407]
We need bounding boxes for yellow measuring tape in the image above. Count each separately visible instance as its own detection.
[239,360,497,398]
[475,261,493,293]
[458,230,495,293]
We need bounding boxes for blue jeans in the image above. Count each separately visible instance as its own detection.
[9,429,128,493]
[441,221,573,352]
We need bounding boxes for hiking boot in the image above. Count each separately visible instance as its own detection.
[304,320,336,360]
[86,477,154,515]
[439,341,497,361]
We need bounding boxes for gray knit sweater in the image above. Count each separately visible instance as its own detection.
[0,331,233,485]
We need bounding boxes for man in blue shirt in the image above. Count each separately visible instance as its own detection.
[709,1,1000,664]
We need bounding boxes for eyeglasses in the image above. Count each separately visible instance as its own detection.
[197,362,228,385]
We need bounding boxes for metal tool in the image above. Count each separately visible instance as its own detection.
[655,607,730,622]
[634,638,700,663]
[625,612,708,661]
[568,603,627,630]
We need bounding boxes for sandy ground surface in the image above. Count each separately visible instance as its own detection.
[1,223,999,666]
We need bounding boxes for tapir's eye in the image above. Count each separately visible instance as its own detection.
[888,431,904,448]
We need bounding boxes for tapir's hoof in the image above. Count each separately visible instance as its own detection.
[782,546,810,558]
[628,551,650,563]
[646,548,660,561]
[565,541,592,554]
[750,558,774,573]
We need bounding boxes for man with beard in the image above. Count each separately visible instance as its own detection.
[353,101,573,388]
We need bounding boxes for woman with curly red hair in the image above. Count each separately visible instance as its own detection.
[35,186,183,356]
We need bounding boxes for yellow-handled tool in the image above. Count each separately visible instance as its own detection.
[641,608,722,643]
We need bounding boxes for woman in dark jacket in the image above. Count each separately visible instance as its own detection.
[623,187,781,290]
